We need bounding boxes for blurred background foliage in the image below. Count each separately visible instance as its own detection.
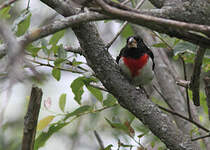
[0,0,209,150]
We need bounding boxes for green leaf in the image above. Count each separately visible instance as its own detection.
[173,38,180,46]
[121,24,134,38]
[51,44,59,54]
[86,85,103,102]
[52,68,61,81]
[49,30,65,45]
[72,58,83,66]
[152,43,168,48]
[104,144,113,150]
[54,58,66,67]
[103,94,117,107]
[59,93,66,112]
[64,105,93,120]
[111,0,119,3]
[137,133,146,139]
[41,39,51,55]
[16,13,31,36]
[34,121,69,150]
[105,118,129,133]
[71,77,98,104]
[70,77,85,104]
[58,44,67,58]
[26,44,41,57]
[0,6,11,19]
[37,115,55,131]
[173,42,197,56]
[151,140,156,148]
[200,91,208,115]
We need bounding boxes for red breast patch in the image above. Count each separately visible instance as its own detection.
[123,54,148,77]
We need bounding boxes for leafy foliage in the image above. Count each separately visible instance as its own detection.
[71,76,102,104]
[37,115,55,131]
[15,11,31,36]
[59,93,66,112]
[1,1,209,150]
[0,6,11,19]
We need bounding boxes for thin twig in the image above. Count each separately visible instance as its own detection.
[64,46,84,55]
[176,79,190,88]
[180,55,192,120]
[191,133,210,141]
[190,47,206,106]
[89,83,108,92]
[21,86,43,150]
[28,59,85,74]
[153,85,210,133]
[153,32,173,51]
[152,84,173,109]
[94,130,105,149]
[157,105,210,133]
[121,0,130,5]
[26,0,30,10]
[106,0,146,49]
[0,0,18,10]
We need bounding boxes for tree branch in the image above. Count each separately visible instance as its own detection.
[204,77,210,121]
[190,47,206,106]
[21,86,43,150]
[106,0,146,49]
[40,0,200,149]
[94,130,104,149]
[180,55,192,119]
[0,0,19,10]
[95,0,210,37]
[147,0,165,8]
[158,105,210,133]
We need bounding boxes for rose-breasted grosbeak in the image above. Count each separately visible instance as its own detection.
[116,36,155,86]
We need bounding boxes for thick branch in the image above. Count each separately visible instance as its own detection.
[21,86,43,150]
[96,0,210,37]
[190,47,206,106]
[41,0,199,149]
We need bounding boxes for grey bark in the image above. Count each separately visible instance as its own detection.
[40,0,200,149]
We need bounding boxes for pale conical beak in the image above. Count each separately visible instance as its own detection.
[127,37,137,48]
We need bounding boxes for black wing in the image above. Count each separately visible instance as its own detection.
[146,49,155,70]
[142,44,155,70]
[116,47,126,64]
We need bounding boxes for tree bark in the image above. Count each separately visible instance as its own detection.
[21,86,43,150]
[40,0,200,149]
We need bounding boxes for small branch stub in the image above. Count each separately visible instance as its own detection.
[176,79,190,88]
[21,86,43,150]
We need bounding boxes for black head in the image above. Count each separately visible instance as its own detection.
[126,36,144,48]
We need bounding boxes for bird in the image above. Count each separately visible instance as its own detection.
[116,36,155,86]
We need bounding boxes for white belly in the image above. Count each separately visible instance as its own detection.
[119,57,154,86]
